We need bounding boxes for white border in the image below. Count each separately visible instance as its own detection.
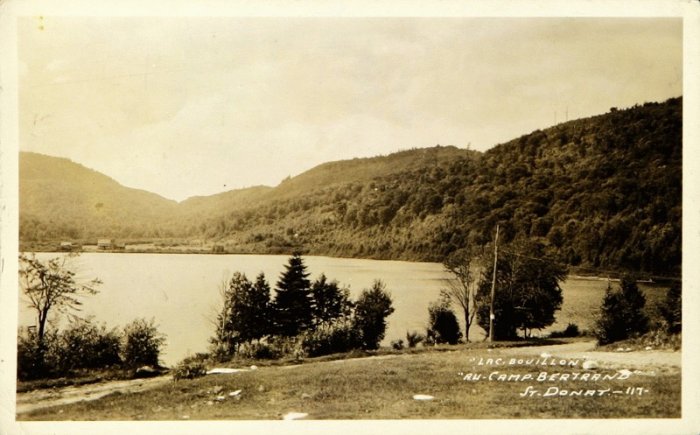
[1,1,699,434]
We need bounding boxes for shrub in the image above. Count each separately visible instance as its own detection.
[391,339,404,351]
[595,275,649,345]
[549,323,580,338]
[237,341,284,360]
[631,329,682,351]
[58,318,121,370]
[427,297,462,345]
[424,330,436,347]
[17,327,62,380]
[405,331,425,348]
[301,319,362,357]
[121,318,166,367]
[172,356,208,380]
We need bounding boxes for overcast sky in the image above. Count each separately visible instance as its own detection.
[19,17,682,202]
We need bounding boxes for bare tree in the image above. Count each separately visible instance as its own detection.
[441,246,480,342]
[19,253,102,345]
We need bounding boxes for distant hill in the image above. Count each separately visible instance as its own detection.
[19,97,682,275]
[20,153,178,240]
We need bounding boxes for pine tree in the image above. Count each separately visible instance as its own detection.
[618,275,649,337]
[273,252,313,336]
[248,273,273,339]
[658,283,681,334]
[594,274,650,344]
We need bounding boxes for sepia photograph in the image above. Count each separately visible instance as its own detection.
[1,1,699,434]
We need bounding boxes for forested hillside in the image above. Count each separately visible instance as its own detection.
[20,97,682,276]
[20,153,179,240]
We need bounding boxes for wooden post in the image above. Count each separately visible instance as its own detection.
[488,225,499,343]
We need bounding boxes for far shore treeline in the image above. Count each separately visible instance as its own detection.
[20,98,681,277]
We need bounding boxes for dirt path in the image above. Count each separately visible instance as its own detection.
[16,341,680,415]
[16,376,172,415]
[498,340,681,371]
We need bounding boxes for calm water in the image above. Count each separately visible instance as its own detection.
[19,253,668,366]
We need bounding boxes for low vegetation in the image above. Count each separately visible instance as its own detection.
[172,356,208,381]
[548,323,581,339]
[17,317,167,382]
[18,344,681,420]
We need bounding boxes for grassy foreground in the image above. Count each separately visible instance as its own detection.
[19,344,680,420]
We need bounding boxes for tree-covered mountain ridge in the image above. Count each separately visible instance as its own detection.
[20,97,681,276]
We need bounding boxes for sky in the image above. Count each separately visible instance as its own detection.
[18,17,682,202]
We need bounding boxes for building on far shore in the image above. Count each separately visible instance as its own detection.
[97,239,113,250]
[59,241,74,251]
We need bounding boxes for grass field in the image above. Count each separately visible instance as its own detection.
[19,343,680,420]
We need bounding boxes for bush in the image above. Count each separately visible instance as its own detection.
[406,331,425,348]
[17,327,62,380]
[172,356,208,380]
[427,297,462,345]
[391,339,404,351]
[121,318,166,367]
[595,275,649,345]
[18,319,122,381]
[59,318,121,370]
[237,341,284,360]
[630,329,682,351]
[301,319,362,357]
[549,323,580,338]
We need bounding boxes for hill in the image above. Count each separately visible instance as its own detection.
[20,153,178,241]
[19,97,682,275]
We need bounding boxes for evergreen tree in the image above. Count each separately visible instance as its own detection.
[595,274,650,344]
[248,272,273,339]
[273,252,313,336]
[618,275,649,335]
[658,283,681,334]
[311,273,353,325]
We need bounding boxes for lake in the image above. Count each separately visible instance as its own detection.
[18,253,669,366]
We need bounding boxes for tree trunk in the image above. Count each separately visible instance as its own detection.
[464,308,471,342]
[37,307,49,344]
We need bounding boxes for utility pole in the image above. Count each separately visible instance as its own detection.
[488,225,499,343]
